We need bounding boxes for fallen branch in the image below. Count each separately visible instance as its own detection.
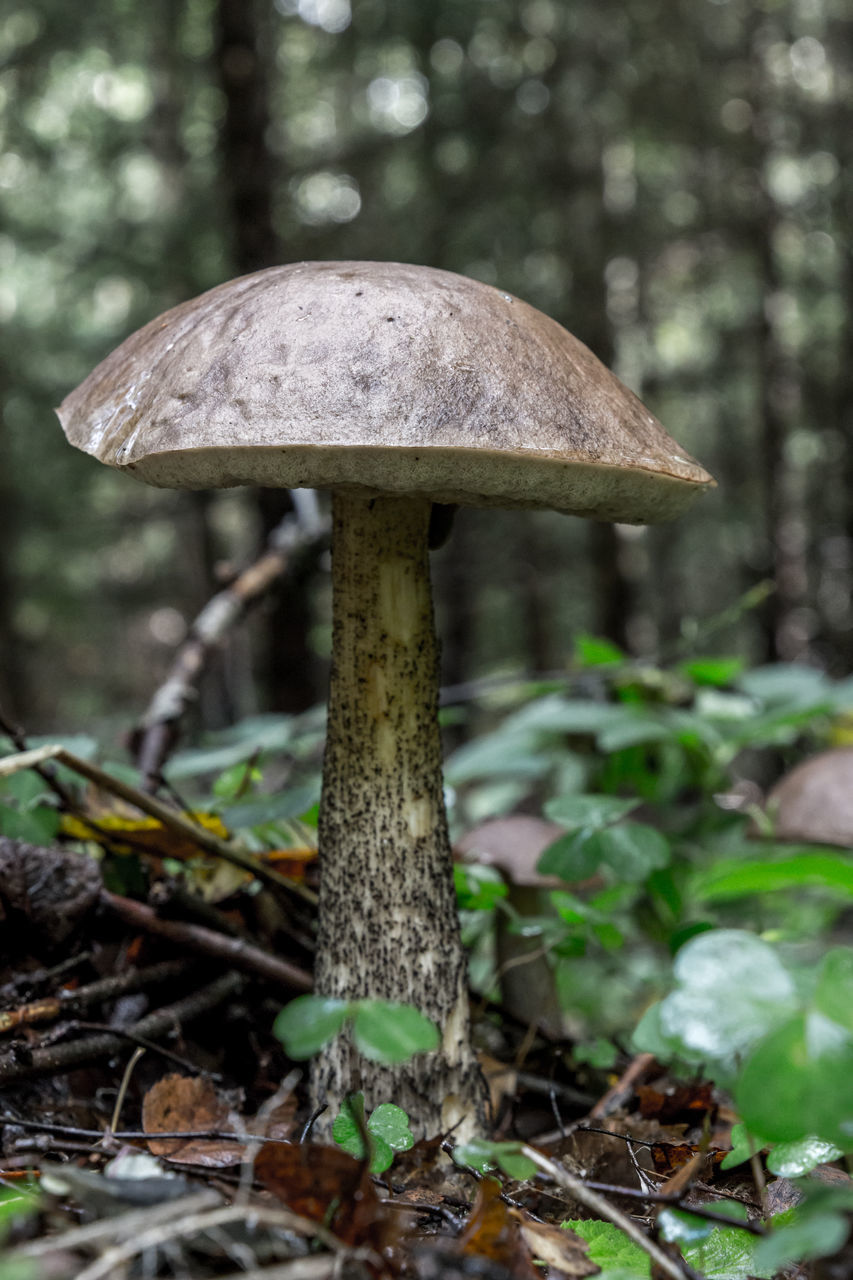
[132,491,328,790]
[0,971,243,1085]
[0,959,184,1035]
[102,891,312,992]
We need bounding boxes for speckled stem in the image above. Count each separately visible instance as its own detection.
[310,491,485,1138]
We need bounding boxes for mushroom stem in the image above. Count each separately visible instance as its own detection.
[311,491,485,1137]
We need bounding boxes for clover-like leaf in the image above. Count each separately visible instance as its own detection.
[273,995,349,1059]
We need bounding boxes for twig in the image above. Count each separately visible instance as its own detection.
[0,971,243,1084]
[0,959,184,1035]
[520,1145,701,1280]
[2,1119,294,1145]
[10,1188,223,1258]
[0,742,315,901]
[60,1020,218,1077]
[133,493,328,790]
[70,1201,342,1280]
[589,1052,656,1119]
[101,891,312,991]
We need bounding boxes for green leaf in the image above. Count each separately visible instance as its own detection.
[592,822,671,881]
[543,794,639,830]
[221,783,321,830]
[574,633,625,668]
[453,1138,537,1181]
[332,1092,370,1159]
[368,1102,415,1154]
[737,663,830,706]
[753,1210,851,1272]
[597,717,672,752]
[573,1038,618,1069]
[720,1122,765,1170]
[273,996,349,1059]
[454,863,508,910]
[212,761,261,801]
[657,1207,713,1244]
[634,931,797,1074]
[814,948,853,1032]
[766,1136,843,1177]
[331,1094,412,1173]
[351,1001,439,1064]
[679,657,745,687]
[0,801,60,843]
[564,1220,649,1278]
[682,1224,773,1279]
[538,828,602,879]
[693,853,853,902]
[737,1011,853,1147]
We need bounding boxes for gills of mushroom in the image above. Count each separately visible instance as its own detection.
[316,492,482,1134]
[55,260,714,1139]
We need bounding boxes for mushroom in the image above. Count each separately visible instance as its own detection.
[56,260,713,1137]
[456,815,571,1036]
[766,748,853,847]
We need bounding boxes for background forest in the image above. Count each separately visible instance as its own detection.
[1,0,851,739]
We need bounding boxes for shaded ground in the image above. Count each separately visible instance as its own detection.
[3,834,839,1280]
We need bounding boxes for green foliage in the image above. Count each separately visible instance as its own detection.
[332,1092,414,1173]
[634,931,853,1150]
[453,1138,538,1182]
[562,1219,650,1279]
[0,1184,38,1280]
[273,995,439,1065]
[0,768,59,843]
[568,1212,775,1280]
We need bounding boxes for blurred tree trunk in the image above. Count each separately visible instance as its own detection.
[148,0,236,726]
[214,0,318,712]
[0,424,25,723]
[751,34,808,663]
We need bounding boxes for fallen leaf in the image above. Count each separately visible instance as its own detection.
[256,1140,403,1251]
[516,1215,598,1276]
[637,1081,715,1124]
[142,1074,243,1165]
[458,1177,539,1278]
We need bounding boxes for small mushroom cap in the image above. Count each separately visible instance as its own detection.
[767,748,853,848]
[58,261,713,523]
[455,815,567,888]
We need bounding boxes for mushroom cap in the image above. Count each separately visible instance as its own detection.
[767,748,853,848]
[455,815,568,888]
[57,261,713,522]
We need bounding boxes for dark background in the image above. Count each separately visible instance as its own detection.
[2,0,851,741]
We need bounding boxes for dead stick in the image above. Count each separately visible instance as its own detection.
[102,891,312,992]
[0,972,243,1084]
[134,497,328,789]
[0,959,185,1035]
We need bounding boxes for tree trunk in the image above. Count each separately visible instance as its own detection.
[311,492,485,1138]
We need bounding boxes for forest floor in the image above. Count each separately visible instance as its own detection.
[0,835,803,1280]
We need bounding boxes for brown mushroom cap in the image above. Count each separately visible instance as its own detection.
[57,261,713,523]
[767,748,853,848]
[455,815,568,888]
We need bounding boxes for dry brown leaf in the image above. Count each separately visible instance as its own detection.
[142,1073,244,1165]
[458,1177,539,1278]
[255,1140,404,1253]
[516,1216,598,1277]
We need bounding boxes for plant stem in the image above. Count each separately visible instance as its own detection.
[311,491,484,1138]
